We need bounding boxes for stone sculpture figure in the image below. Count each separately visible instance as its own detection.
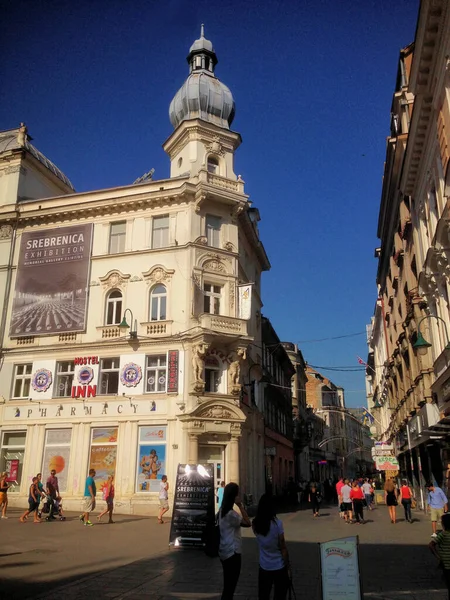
[192,343,208,383]
[228,348,246,388]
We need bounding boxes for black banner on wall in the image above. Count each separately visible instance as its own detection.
[169,463,215,548]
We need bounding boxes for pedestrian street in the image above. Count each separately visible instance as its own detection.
[2,502,449,600]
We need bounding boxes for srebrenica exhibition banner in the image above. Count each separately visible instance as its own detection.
[169,463,215,548]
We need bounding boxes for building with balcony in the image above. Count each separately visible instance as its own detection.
[0,29,270,513]
[366,0,450,495]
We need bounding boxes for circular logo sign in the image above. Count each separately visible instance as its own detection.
[78,366,94,385]
[121,363,142,387]
[31,368,52,392]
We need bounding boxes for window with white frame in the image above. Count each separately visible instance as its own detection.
[99,358,120,395]
[54,361,75,398]
[145,355,167,393]
[105,290,122,325]
[204,283,221,315]
[207,156,219,174]
[205,215,221,248]
[204,356,222,393]
[12,364,32,399]
[150,285,167,321]
[42,429,72,492]
[152,215,169,249]
[109,221,126,254]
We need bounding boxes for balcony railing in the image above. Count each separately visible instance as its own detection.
[142,320,172,337]
[199,313,248,336]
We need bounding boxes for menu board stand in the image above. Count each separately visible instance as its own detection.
[169,463,215,549]
[319,536,362,600]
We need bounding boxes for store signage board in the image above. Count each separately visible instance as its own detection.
[374,456,399,470]
[169,463,215,549]
[320,536,362,600]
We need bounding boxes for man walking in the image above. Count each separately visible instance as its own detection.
[81,469,96,527]
[216,481,225,510]
[427,481,448,538]
[46,468,60,521]
[158,475,169,524]
[336,477,344,518]
[341,479,353,523]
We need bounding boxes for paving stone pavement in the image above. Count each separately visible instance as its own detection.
[1,503,449,599]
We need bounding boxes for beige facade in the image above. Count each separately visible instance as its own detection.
[366,0,450,493]
[0,31,270,513]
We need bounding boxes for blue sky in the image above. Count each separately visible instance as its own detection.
[1,0,419,407]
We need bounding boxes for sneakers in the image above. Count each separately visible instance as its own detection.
[1,516,8,519]
[84,520,93,527]
[79,514,85,523]
[431,533,438,538]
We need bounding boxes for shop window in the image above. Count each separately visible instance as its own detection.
[0,431,26,491]
[136,426,167,493]
[204,283,222,315]
[109,221,126,254]
[98,358,120,395]
[53,362,75,398]
[89,427,118,497]
[150,285,167,321]
[152,215,169,249]
[41,429,72,493]
[207,156,219,174]
[205,356,222,393]
[145,355,167,393]
[12,364,32,399]
[205,215,221,248]
[105,290,122,325]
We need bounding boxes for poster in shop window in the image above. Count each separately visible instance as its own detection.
[169,463,215,548]
[89,445,117,496]
[10,224,93,337]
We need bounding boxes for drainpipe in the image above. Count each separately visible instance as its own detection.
[0,209,20,363]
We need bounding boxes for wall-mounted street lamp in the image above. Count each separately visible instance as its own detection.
[119,308,138,339]
[413,315,450,356]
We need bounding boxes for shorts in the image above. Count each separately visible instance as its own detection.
[431,507,444,522]
[0,492,7,504]
[28,500,39,511]
[106,498,114,509]
[83,496,96,513]
[159,498,169,509]
[342,502,352,512]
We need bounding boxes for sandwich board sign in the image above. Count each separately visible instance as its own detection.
[320,536,362,600]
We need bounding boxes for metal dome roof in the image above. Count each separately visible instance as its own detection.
[169,27,235,130]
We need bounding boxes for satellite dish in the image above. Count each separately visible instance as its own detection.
[133,168,155,184]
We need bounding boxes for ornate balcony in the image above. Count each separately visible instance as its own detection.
[141,320,172,337]
[199,313,248,336]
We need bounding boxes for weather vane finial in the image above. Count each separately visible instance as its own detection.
[200,23,205,37]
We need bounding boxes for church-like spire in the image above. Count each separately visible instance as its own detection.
[187,24,217,74]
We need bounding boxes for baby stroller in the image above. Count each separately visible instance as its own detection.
[40,496,65,521]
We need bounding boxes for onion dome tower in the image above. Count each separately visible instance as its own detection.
[164,26,242,180]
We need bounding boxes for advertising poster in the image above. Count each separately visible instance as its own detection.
[92,427,118,444]
[374,456,399,470]
[5,459,19,482]
[42,447,70,492]
[89,445,117,493]
[10,224,93,337]
[169,463,215,548]
[320,536,362,600]
[136,444,167,492]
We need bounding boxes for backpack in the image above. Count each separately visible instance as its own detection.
[203,512,220,558]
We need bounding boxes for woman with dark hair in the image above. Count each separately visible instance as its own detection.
[399,479,413,523]
[253,494,290,600]
[308,483,321,517]
[219,482,251,600]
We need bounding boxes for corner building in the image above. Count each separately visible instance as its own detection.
[0,30,270,514]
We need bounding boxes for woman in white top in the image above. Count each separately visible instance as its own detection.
[252,494,290,600]
[219,482,251,600]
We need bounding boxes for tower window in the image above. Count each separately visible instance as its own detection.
[207,156,219,174]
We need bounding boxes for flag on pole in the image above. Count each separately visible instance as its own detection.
[361,408,375,426]
[357,356,367,366]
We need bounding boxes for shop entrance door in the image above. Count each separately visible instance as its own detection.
[198,445,225,504]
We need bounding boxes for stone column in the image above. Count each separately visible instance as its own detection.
[188,433,198,464]
[228,435,240,484]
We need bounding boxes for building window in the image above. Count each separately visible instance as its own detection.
[136,426,167,493]
[89,427,118,496]
[205,356,222,393]
[145,355,167,393]
[54,362,75,398]
[150,285,167,321]
[105,290,122,325]
[0,431,26,490]
[109,221,126,254]
[152,215,169,249]
[207,156,219,174]
[99,358,120,395]
[205,215,221,248]
[42,429,72,493]
[12,364,32,399]
[204,283,221,314]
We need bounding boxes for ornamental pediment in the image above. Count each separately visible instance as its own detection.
[142,265,175,284]
[98,270,131,288]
